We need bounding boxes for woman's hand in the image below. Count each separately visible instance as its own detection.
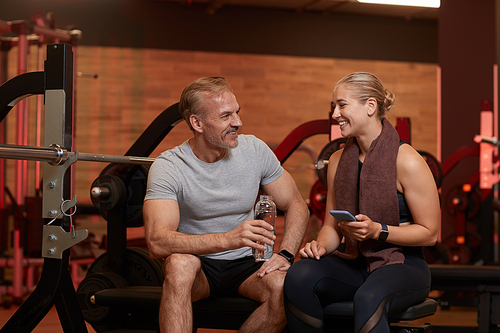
[299,240,327,260]
[338,214,381,242]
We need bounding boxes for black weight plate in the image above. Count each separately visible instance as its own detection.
[132,247,164,281]
[77,272,128,330]
[92,164,149,228]
[423,242,449,265]
[124,165,149,228]
[90,174,127,211]
[87,247,163,286]
[445,185,481,218]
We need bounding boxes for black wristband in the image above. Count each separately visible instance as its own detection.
[278,250,294,264]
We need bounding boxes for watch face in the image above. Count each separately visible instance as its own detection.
[378,223,389,242]
[378,230,389,242]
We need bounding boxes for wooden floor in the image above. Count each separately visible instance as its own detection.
[0,302,479,332]
[0,304,237,333]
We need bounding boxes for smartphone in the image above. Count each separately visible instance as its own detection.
[330,210,357,221]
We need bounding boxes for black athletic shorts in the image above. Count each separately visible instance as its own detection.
[199,255,264,297]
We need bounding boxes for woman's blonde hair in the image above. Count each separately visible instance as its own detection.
[336,72,395,119]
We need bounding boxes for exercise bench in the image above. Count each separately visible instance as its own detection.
[430,264,500,333]
[90,284,437,332]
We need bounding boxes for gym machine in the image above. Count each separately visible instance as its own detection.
[0,43,88,332]
[420,101,500,333]
[0,17,82,306]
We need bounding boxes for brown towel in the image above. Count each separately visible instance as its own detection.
[333,118,404,272]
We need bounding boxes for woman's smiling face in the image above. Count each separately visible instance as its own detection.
[331,84,369,137]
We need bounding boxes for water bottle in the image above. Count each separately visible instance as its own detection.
[252,195,277,261]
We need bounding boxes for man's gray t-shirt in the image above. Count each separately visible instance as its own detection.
[144,134,284,260]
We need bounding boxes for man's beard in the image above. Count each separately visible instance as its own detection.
[206,128,239,149]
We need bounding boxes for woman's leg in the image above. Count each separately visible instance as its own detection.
[284,256,366,333]
[353,256,431,333]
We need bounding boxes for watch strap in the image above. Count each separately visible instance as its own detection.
[278,250,294,264]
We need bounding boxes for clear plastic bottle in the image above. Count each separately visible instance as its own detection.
[252,195,277,261]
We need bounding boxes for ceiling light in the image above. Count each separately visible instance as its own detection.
[357,0,440,8]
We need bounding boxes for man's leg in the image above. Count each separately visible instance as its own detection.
[237,270,287,333]
[160,253,210,333]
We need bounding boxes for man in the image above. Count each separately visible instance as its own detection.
[143,77,309,333]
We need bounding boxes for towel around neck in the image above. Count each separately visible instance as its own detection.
[333,118,404,272]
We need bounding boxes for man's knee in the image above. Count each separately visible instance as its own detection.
[262,271,286,302]
[163,253,201,286]
[269,271,286,291]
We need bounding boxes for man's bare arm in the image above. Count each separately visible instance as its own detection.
[143,199,276,259]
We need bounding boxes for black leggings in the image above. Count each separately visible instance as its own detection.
[283,255,430,333]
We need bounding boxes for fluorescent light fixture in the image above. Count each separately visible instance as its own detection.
[357,0,440,8]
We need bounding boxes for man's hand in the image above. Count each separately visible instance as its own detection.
[256,253,290,277]
[226,219,276,251]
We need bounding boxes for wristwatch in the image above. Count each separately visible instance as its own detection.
[278,250,295,264]
[378,223,389,242]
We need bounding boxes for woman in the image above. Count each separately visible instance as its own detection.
[284,72,440,333]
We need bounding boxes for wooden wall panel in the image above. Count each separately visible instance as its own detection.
[3,45,437,218]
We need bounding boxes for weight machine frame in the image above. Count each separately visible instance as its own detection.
[0,17,82,305]
[0,43,88,333]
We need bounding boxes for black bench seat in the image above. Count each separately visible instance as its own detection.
[90,263,500,332]
[93,286,436,332]
[430,264,500,291]
[429,264,500,333]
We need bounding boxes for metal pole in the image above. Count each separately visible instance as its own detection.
[0,144,67,163]
[0,40,10,210]
[36,41,44,192]
[71,45,76,202]
[0,143,155,166]
[76,152,154,165]
[13,28,28,302]
[16,30,28,205]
